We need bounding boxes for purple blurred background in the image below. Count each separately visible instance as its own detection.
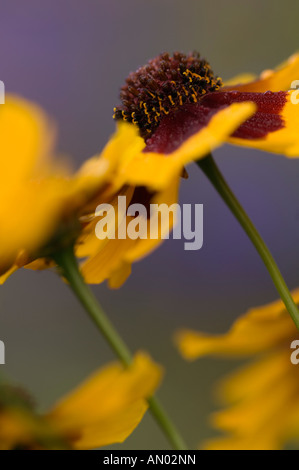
[1,0,299,448]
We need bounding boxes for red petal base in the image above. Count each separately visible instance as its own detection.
[145,91,287,154]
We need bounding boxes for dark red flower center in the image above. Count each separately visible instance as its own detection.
[113,52,222,139]
[144,91,287,154]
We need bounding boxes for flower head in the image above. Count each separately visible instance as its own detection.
[0,352,162,450]
[114,51,299,158]
[113,52,222,139]
[176,291,299,450]
[78,51,297,287]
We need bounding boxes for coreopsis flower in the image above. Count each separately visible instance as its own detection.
[113,51,299,160]
[0,352,162,450]
[77,51,299,286]
[176,291,299,450]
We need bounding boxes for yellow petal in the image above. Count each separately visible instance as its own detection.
[0,180,68,271]
[108,261,132,289]
[80,236,137,285]
[201,350,299,450]
[81,176,180,287]
[228,92,299,157]
[211,365,294,437]
[176,289,299,360]
[76,186,135,259]
[115,103,256,191]
[98,122,145,196]
[0,265,18,284]
[202,434,279,451]
[122,176,180,263]
[69,400,148,449]
[223,73,257,87]
[0,95,118,277]
[216,350,291,405]
[0,95,54,186]
[47,352,162,449]
[224,52,299,92]
[75,123,144,203]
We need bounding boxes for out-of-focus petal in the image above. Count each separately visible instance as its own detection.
[224,52,299,92]
[47,352,162,449]
[175,290,299,360]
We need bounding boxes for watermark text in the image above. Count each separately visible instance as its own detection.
[290,340,299,364]
[95,196,203,251]
[0,340,5,364]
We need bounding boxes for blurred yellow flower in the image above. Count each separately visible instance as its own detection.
[0,352,162,450]
[0,95,117,281]
[176,290,299,450]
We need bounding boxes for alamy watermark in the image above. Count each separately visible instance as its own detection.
[290,340,299,365]
[95,196,203,251]
[0,340,5,364]
[0,81,4,104]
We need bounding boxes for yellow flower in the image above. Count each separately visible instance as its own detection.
[78,54,261,286]
[0,95,119,281]
[114,51,299,162]
[75,51,299,287]
[0,352,162,450]
[176,290,299,450]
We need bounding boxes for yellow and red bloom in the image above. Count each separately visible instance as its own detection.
[78,54,258,286]
[176,291,299,450]
[0,352,162,450]
[108,52,299,227]
[78,51,299,287]
[75,50,299,287]
[3,52,299,287]
[114,51,299,159]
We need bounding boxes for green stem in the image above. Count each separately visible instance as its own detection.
[197,154,299,331]
[53,246,187,451]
